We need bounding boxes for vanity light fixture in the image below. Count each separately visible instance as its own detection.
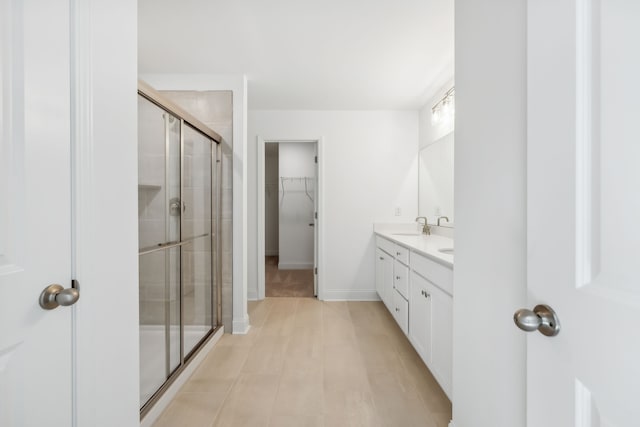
[431,87,455,125]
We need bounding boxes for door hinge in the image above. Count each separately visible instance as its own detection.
[314,156,317,163]
[314,212,317,219]
[314,267,317,275]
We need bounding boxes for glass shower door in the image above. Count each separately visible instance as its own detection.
[138,97,181,407]
[137,85,221,416]
[181,124,213,356]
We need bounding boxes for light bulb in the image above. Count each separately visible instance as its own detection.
[431,108,441,125]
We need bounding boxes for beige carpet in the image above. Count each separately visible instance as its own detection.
[265,256,314,297]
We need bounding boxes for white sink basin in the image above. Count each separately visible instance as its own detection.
[439,248,454,255]
[392,232,423,236]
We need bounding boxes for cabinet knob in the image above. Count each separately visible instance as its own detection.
[379,257,384,260]
[396,252,401,256]
[396,276,401,280]
[395,307,399,312]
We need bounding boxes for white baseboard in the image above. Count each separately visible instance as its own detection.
[232,316,251,334]
[140,326,224,427]
[448,421,455,427]
[278,261,314,270]
[247,289,259,301]
[321,289,381,301]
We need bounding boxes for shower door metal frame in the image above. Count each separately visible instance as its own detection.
[137,81,223,419]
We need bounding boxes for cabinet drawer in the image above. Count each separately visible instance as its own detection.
[393,244,410,266]
[411,251,453,296]
[376,235,395,256]
[393,261,409,300]
[392,289,408,335]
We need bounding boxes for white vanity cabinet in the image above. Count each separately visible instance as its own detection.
[375,236,410,332]
[409,269,452,398]
[409,251,453,398]
[374,233,453,399]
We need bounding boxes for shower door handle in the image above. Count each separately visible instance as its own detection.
[39,280,80,310]
[169,198,185,216]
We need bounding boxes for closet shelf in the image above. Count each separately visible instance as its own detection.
[280,176,315,202]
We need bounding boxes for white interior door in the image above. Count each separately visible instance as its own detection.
[526,0,640,425]
[313,142,318,296]
[0,0,74,425]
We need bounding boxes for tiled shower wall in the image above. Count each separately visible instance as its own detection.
[161,91,233,332]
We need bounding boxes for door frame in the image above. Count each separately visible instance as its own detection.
[256,136,324,300]
[71,0,140,425]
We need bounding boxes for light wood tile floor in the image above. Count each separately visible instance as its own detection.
[152,298,451,427]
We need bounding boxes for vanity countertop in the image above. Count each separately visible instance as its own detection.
[374,230,454,268]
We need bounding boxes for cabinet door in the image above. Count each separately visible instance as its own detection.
[375,248,386,301]
[409,271,432,365]
[375,247,394,310]
[393,290,409,335]
[428,281,453,398]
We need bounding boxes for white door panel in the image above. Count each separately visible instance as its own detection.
[314,142,318,295]
[527,0,640,425]
[0,0,73,425]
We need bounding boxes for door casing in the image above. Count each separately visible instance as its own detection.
[256,137,324,300]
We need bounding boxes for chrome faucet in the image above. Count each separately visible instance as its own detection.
[415,216,431,235]
[437,216,450,226]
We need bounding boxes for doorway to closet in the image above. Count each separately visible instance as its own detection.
[262,140,318,298]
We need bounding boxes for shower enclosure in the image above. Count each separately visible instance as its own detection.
[137,81,222,416]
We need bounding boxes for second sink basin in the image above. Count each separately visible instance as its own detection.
[439,248,454,255]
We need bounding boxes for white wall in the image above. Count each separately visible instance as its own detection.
[249,110,418,300]
[264,144,279,256]
[453,0,527,426]
[278,142,315,269]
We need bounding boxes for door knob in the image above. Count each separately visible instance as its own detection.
[39,283,80,310]
[513,304,560,337]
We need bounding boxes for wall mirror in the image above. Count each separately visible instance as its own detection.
[418,132,454,227]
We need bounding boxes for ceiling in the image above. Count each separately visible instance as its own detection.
[138,0,454,110]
